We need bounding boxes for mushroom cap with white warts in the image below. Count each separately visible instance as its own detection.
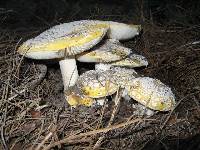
[110,53,148,68]
[74,20,141,40]
[110,67,138,88]
[77,70,119,98]
[18,20,109,59]
[126,77,176,111]
[18,20,142,59]
[76,39,131,63]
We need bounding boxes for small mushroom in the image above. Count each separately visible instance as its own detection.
[125,77,176,111]
[18,20,141,90]
[77,39,148,71]
[75,70,119,105]
[77,70,119,98]
[109,67,139,104]
[76,39,131,70]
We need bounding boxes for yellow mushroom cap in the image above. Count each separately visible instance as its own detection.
[66,94,94,107]
[77,70,119,98]
[126,77,176,111]
[64,85,94,107]
[18,20,142,60]
[76,39,131,63]
[18,20,109,59]
[110,53,148,68]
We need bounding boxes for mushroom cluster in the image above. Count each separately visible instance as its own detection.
[18,20,141,90]
[65,68,175,113]
[17,20,175,115]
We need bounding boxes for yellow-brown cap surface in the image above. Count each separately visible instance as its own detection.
[126,77,176,111]
[77,70,119,98]
[64,85,94,107]
[18,21,108,59]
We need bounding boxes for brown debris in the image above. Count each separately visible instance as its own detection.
[0,18,200,150]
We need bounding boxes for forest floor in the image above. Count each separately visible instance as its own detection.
[0,10,200,150]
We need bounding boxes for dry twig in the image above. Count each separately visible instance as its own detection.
[43,118,150,150]
[7,64,47,101]
[93,89,122,149]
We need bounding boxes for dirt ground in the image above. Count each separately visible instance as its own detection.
[0,1,200,150]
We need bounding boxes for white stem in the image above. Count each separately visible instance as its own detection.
[96,98,106,106]
[132,103,155,117]
[59,58,78,90]
[122,89,131,101]
[95,63,112,71]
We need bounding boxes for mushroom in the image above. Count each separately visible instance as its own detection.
[125,77,176,111]
[77,39,148,71]
[109,67,139,103]
[77,41,148,101]
[67,70,119,106]
[18,21,108,90]
[65,68,139,107]
[18,20,141,90]
[77,70,119,97]
[76,39,132,70]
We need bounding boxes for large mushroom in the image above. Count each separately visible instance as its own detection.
[18,20,141,90]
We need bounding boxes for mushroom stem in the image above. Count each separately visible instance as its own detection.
[95,98,107,106]
[59,58,78,90]
[122,88,132,101]
[95,63,112,71]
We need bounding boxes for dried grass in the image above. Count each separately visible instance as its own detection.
[0,8,200,150]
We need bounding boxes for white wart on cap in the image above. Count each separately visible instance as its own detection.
[126,77,176,111]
